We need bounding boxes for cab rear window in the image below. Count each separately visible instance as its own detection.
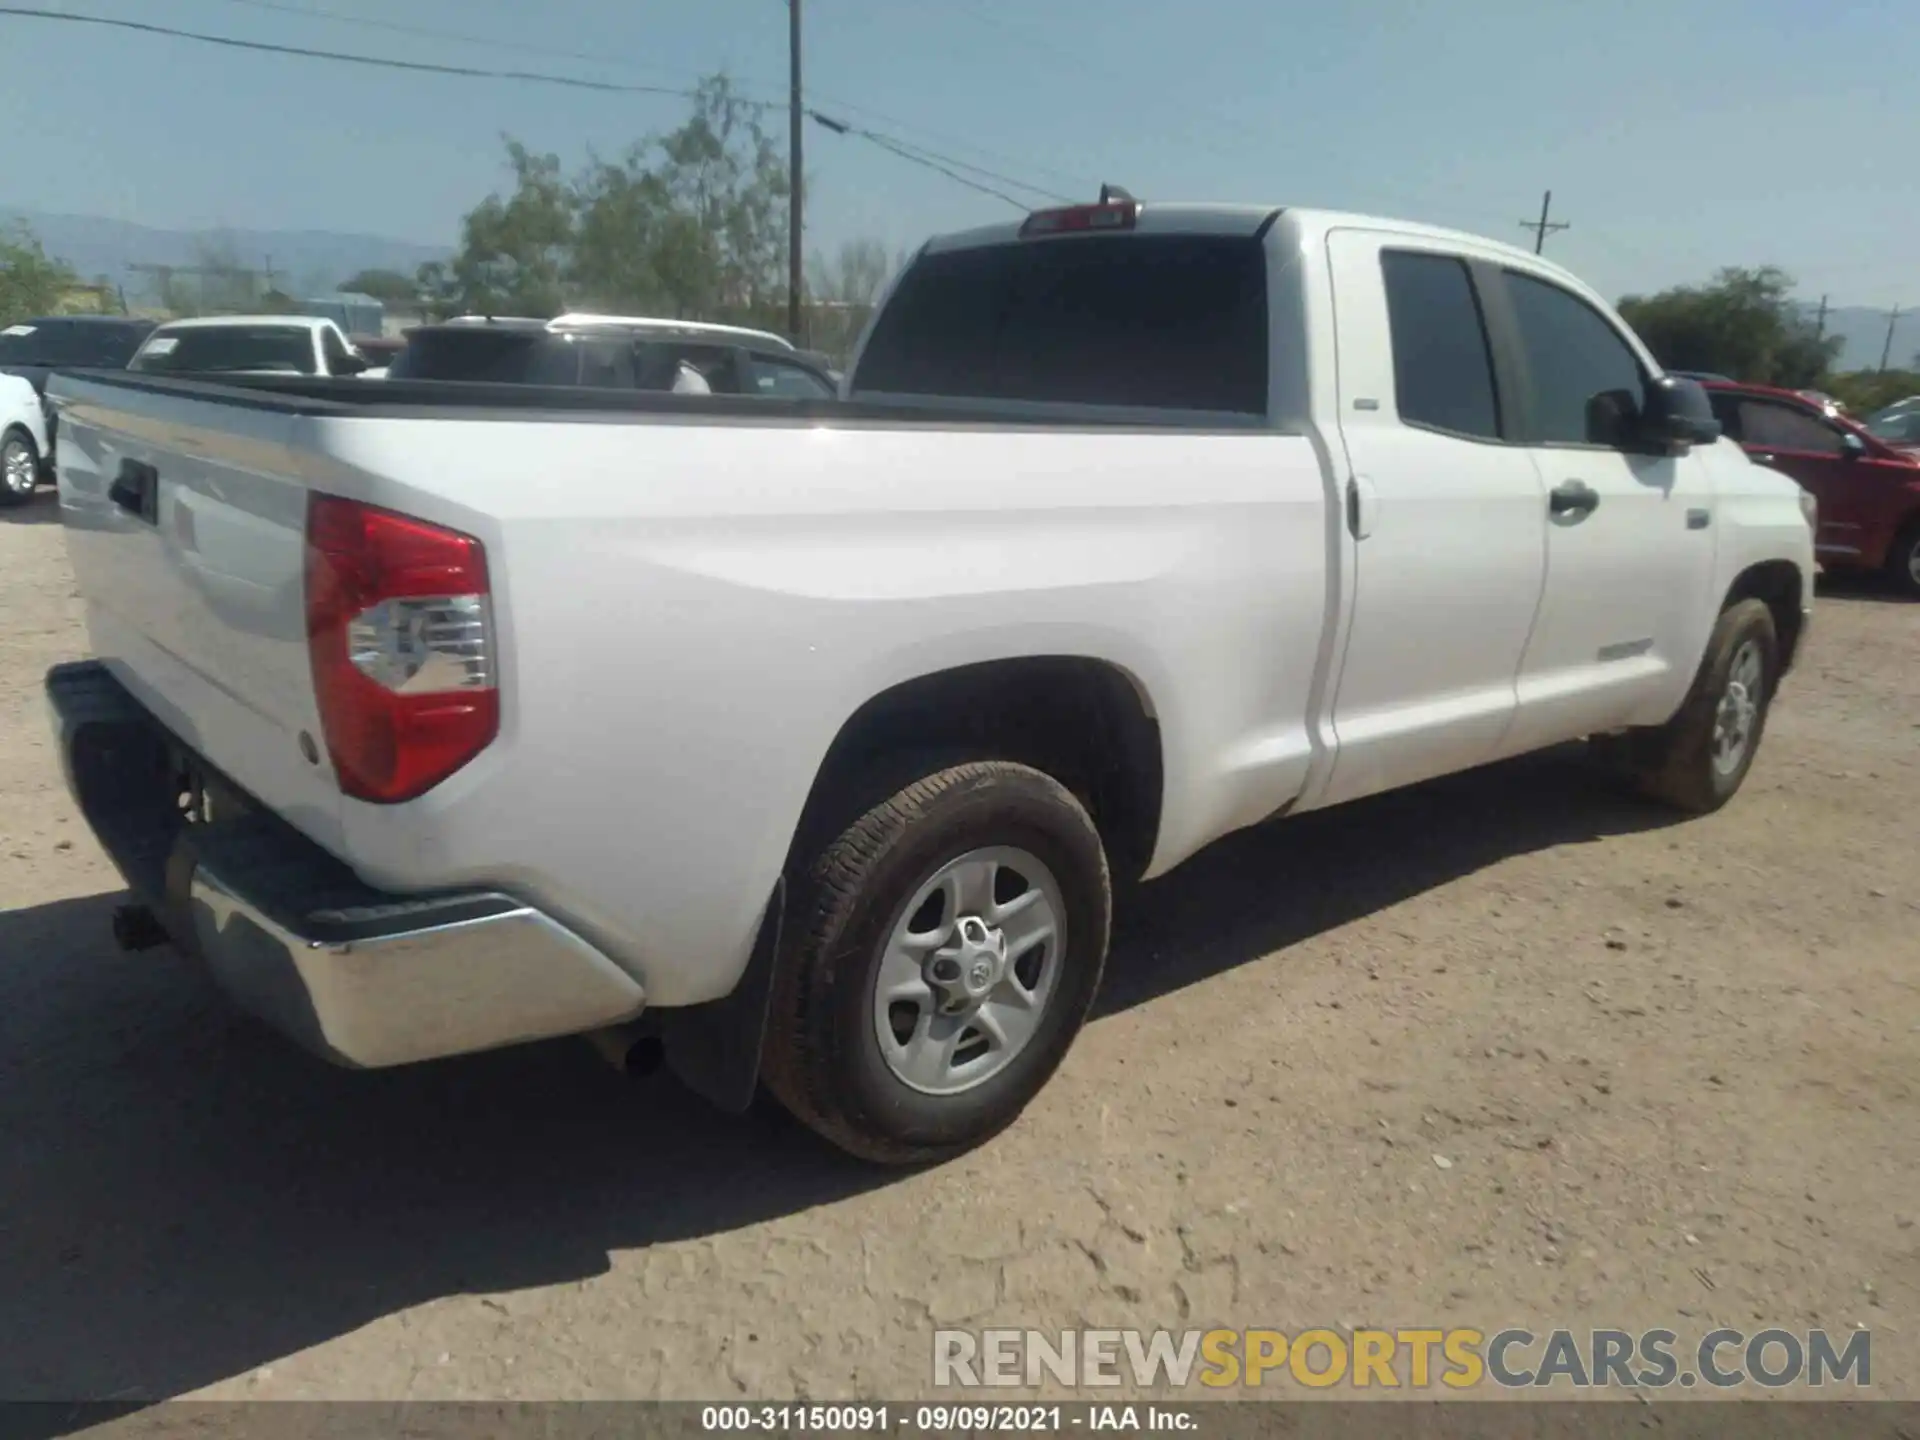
[852,234,1269,415]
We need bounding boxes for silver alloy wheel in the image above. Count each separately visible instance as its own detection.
[1711,638,1764,776]
[1907,535,1920,588]
[1,438,34,496]
[872,845,1066,1097]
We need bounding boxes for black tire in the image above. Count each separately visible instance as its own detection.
[1886,521,1920,600]
[762,761,1111,1165]
[0,426,40,508]
[1629,598,1779,814]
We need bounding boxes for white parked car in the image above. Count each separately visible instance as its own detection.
[45,198,1814,1164]
[0,370,51,505]
[129,315,375,379]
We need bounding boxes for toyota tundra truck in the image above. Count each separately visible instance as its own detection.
[42,197,1815,1164]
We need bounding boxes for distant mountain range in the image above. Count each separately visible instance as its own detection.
[3,207,450,306]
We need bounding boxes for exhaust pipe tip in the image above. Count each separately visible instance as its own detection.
[111,903,171,953]
[585,1024,663,1078]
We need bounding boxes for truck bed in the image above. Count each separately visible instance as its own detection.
[47,365,1331,1012]
[53,367,1275,429]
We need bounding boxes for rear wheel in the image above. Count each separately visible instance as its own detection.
[1626,598,1779,814]
[0,427,39,506]
[763,761,1111,1165]
[1887,521,1920,599]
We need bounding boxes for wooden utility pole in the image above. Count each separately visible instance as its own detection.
[1814,294,1829,338]
[787,0,804,346]
[1880,305,1902,372]
[1520,190,1570,254]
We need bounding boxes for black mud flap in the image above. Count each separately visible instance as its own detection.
[660,878,784,1114]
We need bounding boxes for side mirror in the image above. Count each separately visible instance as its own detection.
[332,352,369,377]
[1642,375,1722,447]
[1840,431,1866,460]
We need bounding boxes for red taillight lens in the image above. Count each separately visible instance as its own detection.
[304,494,498,803]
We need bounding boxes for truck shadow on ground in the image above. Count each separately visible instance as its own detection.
[1814,570,1914,606]
[0,745,1678,1407]
[0,491,65,525]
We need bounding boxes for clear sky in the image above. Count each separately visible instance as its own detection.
[3,0,1914,308]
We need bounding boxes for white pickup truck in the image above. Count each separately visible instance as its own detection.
[44,198,1813,1164]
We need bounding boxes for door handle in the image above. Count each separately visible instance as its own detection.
[109,459,159,523]
[1751,452,1777,466]
[1346,474,1377,539]
[1549,479,1600,519]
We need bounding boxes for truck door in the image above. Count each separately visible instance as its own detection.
[1488,267,1718,756]
[1314,230,1549,808]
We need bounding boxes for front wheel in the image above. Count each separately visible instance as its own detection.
[1887,522,1920,600]
[1629,598,1779,814]
[763,761,1111,1165]
[0,427,40,507]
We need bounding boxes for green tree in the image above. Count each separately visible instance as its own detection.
[1617,267,1840,387]
[0,223,80,322]
[1826,368,1920,415]
[418,139,576,317]
[424,76,792,324]
[805,238,897,363]
[339,268,420,309]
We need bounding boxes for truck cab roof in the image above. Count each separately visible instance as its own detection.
[926,201,1560,271]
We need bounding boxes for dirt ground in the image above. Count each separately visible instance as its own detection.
[2,491,1916,1406]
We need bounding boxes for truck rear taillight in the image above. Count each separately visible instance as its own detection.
[304,494,498,803]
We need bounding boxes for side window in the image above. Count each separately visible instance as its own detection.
[1737,399,1845,455]
[1706,391,1743,439]
[524,338,584,386]
[1503,271,1647,446]
[1379,250,1502,440]
[749,358,834,399]
[320,327,352,372]
[576,339,634,389]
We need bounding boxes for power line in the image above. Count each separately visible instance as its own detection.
[206,0,689,80]
[204,0,1098,197]
[0,6,1071,211]
[811,112,1068,205]
[811,114,1032,208]
[0,7,699,96]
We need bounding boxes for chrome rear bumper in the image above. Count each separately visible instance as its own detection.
[45,660,645,1068]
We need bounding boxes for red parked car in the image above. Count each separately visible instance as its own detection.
[1704,381,1920,597]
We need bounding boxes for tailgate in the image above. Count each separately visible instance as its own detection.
[49,373,345,851]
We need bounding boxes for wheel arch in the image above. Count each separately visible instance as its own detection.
[1721,559,1805,679]
[786,655,1166,887]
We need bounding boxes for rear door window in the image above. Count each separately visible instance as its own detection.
[1737,398,1845,455]
[747,357,835,398]
[320,328,353,374]
[132,327,318,375]
[852,234,1269,415]
[575,339,635,389]
[390,331,575,383]
[1379,250,1502,440]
